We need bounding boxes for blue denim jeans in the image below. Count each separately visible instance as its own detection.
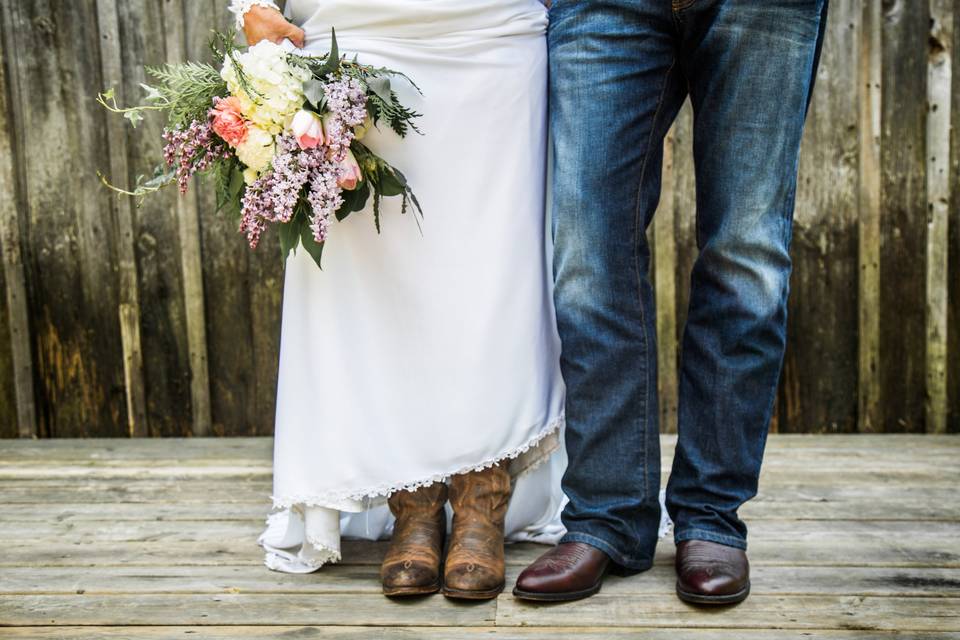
[550,0,828,571]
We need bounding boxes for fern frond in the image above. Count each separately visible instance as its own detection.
[146,62,225,126]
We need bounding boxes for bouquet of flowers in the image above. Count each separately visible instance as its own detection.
[99,30,421,268]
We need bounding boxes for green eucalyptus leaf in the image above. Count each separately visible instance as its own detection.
[279,217,302,259]
[337,179,370,220]
[299,223,325,269]
[303,79,325,108]
[142,166,176,189]
[228,164,245,199]
[378,167,404,197]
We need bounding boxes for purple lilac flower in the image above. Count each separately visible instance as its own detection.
[237,77,368,248]
[306,161,343,243]
[260,135,311,223]
[238,137,337,248]
[322,77,367,163]
[162,119,230,194]
[238,181,269,248]
[299,77,367,242]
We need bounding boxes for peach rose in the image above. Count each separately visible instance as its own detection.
[210,96,248,147]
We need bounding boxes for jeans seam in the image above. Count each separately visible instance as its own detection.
[631,56,676,522]
[674,527,748,550]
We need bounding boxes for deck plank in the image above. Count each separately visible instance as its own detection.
[3,628,959,640]
[0,434,957,635]
[0,518,955,544]
[2,594,958,630]
[1,565,958,597]
[0,489,957,521]
[495,595,960,631]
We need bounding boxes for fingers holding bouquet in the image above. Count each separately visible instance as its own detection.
[242,4,305,48]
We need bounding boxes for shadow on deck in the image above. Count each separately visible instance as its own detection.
[1,434,958,638]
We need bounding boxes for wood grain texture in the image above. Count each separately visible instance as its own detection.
[951,0,960,433]
[0,237,15,439]
[3,629,959,640]
[0,2,957,436]
[0,436,957,635]
[653,125,679,434]
[879,0,930,433]
[113,0,193,437]
[1,0,126,437]
[96,0,149,438]
[3,564,959,597]
[926,0,954,433]
[857,0,883,433]
[161,0,212,437]
[495,595,960,631]
[781,0,859,433]
[0,4,34,439]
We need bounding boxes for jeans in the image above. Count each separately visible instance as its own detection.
[550,0,828,571]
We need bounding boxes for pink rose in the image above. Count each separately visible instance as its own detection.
[291,110,324,150]
[337,148,363,190]
[209,96,248,147]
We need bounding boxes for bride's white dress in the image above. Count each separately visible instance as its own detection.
[229,0,568,573]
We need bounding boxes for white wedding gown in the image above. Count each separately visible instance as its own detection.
[229,0,569,573]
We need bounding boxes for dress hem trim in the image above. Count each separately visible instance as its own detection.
[269,412,565,510]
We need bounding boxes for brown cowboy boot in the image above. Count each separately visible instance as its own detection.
[381,482,447,597]
[443,465,511,600]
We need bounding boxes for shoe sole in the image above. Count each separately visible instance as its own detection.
[442,582,505,601]
[383,579,442,597]
[675,581,750,606]
[511,581,603,603]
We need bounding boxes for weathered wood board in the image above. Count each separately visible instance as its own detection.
[0,435,958,636]
[0,0,958,438]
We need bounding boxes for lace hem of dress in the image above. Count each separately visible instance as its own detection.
[259,510,342,572]
[270,412,565,510]
[227,0,280,30]
[303,536,342,565]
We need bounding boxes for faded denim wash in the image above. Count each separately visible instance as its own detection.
[550,0,828,570]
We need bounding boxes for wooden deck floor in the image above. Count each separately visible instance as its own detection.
[0,435,958,638]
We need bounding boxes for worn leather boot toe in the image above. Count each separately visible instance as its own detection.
[381,482,447,597]
[442,465,510,600]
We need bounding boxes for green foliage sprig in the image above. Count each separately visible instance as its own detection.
[97,61,225,129]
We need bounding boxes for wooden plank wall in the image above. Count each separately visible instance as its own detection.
[950,0,960,432]
[0,0,956,438]
[653,0,959,435]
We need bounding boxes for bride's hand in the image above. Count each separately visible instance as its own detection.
[242,5,305,48]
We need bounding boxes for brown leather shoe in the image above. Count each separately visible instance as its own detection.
[513,542,611,602]
[381,482,447,597]
[675,539,750,605]
[442,465,511,600]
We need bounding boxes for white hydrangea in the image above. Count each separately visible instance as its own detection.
[236,124,275,176]
[221,40,310,136]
